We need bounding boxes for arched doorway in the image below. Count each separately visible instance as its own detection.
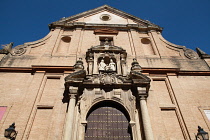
[85,101,133,140]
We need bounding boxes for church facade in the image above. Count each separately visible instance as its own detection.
[0,5,210,140]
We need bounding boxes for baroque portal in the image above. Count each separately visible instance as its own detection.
[64,41,152,140]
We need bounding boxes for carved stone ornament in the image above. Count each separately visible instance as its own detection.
[98,58,116,72]
[74,58,84,71]
[0,42,13,54]
[64,43,151,95]
[12,45,27,56]
[131,58,142,72]
[99,73,116,85]
[98,59,106,71]
[94,28,118,35]
[184,49,199,59]
[65,58,86,87]
[89,44,126,54]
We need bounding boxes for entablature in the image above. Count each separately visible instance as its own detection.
[49,22,162,32]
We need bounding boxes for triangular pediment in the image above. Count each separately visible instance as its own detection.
[49,5,161,30]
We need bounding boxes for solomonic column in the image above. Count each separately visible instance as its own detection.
[138,87,154,140]
[63,87,78,140]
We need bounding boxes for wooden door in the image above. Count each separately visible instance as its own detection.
[85,105,132,140]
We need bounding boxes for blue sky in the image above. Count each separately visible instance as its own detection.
[1,0,210,54]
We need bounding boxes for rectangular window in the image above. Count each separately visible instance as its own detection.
[100,37,113,46]
[0,107,7,120]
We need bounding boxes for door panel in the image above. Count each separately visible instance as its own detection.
[85,105,132,140]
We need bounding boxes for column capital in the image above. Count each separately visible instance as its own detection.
[68,86,78,99]
[69,86,78,94]
[137,87,148,98]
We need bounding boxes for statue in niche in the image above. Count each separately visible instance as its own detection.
[104,38,109,47]
[98,59,107,71]
[108,59,116,71]
[98,58,116,72]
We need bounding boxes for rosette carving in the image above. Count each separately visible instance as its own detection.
[12,45,27,56]
[184,49,199,59]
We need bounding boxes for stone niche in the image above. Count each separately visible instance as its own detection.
[86,41,127,76]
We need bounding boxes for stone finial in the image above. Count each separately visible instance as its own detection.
[0,42,13,54]
[131,58,142,72]
[74,58,84,71]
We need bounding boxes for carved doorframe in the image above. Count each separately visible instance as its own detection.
[77,88,140,140]
[64,44,151,140]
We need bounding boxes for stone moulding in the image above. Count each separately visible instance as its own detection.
[49,5,163,34]
[49,5,162,30]
[184,49,199,59]
[94,28,119,35]
[11,44,27,56]
[159,33,201,59]
[159,34,185,49]
[196,47,210,59]
[11,33,52,56]
[1,66,210,76]
[49,22,162,32]
[0,66,74,74]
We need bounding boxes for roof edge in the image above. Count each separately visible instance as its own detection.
[49,5,162,30]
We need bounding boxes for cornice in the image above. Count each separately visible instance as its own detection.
[51,5,158,25]
[142,68,210,76]
[49,22,162,32]
[49,5,163,31]
[0,66,74,74]
[0,66,209,76]
[196,47,210,59]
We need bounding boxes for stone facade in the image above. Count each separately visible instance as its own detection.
[0,5,210,140]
